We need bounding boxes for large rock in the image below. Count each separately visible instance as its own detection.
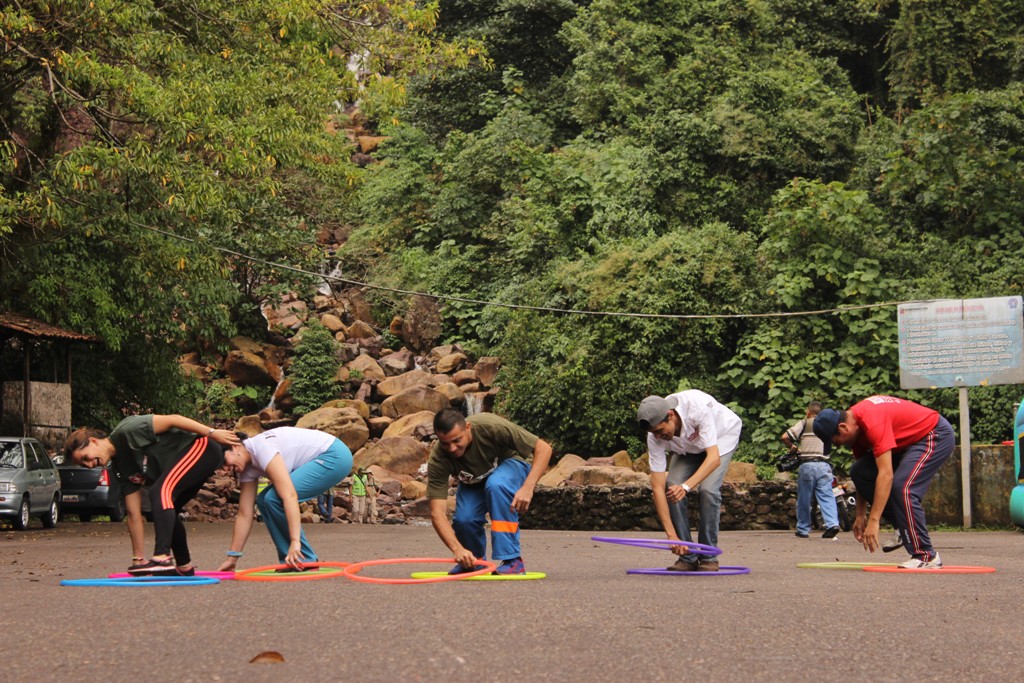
[586,450,634,469]
[725,461,758,483]
[567,465,650,487]
[377,369,433,398]
[473,357,501,388]
[382,411,435,440]
[401,480,427,500]
[379,348,414,376]
[435,352,468,374]
[380,386,449,419]
[353,436,429,476]
[296,407,369,451]
[346,354,386,383]
[228,336,265,355]
[223,349,279,386]
[538,454,586,488]
[321,399,371,421]
[433,382,465,406]
[234,415,264,437]
[320,313,346,334]
[262,295,308,331]
[346,319,377,340]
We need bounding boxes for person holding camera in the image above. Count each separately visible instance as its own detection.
[781,401,841,539]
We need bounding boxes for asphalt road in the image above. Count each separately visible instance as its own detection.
[2,519,1021,682]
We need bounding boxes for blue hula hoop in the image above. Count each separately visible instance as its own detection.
[591,535,722,556]
[61,576,220,587]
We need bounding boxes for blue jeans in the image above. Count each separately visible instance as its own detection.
[452,458,530,561]
[667,447,734,562]
[256,440,352,563]
[796,460,840,534]
[316,491,333,521]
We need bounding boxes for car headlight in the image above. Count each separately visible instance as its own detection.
[0,481,17,493]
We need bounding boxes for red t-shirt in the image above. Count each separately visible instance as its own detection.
[849,396,940,459]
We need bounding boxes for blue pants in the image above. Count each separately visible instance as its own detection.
[850,416,953,561]
[667,447,734,562]
[452,458,529,561]
[256,440,352,563]
[796,460,840,534]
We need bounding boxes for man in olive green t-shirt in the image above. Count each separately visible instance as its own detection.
[427,408,552,575]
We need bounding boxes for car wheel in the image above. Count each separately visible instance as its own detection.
[12,497,30,530]
[41,496,59,528]
[108,498,126,522]
[77,512,93,523]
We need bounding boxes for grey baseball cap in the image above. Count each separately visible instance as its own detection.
[637,395,679,429]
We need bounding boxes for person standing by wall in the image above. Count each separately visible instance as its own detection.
[349,468,369,523]
[781,401,841,539]
[316,484,334,523]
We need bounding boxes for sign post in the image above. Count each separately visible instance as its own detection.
[897,296,1024,527]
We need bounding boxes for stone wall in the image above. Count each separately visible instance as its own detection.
[522,481,799,532]
[521,445,1015,531]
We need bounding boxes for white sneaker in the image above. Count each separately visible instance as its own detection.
[899,553,942,569]
[882,529,903,553]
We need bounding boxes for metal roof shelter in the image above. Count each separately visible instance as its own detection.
[0,311,97,443]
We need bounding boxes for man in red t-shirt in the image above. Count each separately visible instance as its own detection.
[814,396,954,568]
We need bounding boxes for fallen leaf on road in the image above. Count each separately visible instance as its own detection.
[249,651,285,664]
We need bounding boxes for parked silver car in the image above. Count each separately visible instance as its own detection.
[0,436,61,529]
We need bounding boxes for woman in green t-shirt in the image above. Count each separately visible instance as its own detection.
[64,414,240,575]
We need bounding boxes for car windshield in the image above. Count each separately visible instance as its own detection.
[0,443,25,468]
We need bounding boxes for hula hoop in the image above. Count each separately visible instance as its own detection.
[591,535,722,556]
[234,561,354,582]
[409,571,546,581]
[108,570,236,580]
[341,558,497,584]
[797,562,901,570]
[61,576,220,587]
[863,565,996,574]
[627,566,750,576]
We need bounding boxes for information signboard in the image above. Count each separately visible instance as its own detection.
[898,296,1024,390]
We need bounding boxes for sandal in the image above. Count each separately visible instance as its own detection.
[128,557,176,576]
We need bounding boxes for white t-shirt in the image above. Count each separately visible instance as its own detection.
[646,390,742,473]
[239,427,338,483]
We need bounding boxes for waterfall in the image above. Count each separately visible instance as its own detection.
[464,393,484,416]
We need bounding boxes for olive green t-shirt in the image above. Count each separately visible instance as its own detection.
[108,415,203,494]
[426,413,539,499]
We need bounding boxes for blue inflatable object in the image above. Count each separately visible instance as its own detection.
[1009,398,1024,527]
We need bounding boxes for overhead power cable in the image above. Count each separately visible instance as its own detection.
[140,223,930,321]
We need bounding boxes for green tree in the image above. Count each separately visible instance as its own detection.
[0,1,483,420]
[289,319,339,414]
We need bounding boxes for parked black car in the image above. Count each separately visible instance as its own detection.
[0,436,61,529]
[54,456,126,522]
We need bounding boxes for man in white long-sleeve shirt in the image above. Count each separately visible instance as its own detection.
[637,390,742,572]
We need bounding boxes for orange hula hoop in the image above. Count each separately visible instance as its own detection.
[234,561,355,582]
[341,557,497,584]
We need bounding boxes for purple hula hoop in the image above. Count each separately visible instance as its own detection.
[627,566,750,576]
[591,536,722,556]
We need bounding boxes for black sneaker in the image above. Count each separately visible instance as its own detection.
[794,531,809,538]
[822,527,840,539]
[882,530,903,553]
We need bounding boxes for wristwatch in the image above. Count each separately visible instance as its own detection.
[681,483,692,493]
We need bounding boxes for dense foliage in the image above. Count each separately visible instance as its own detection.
[3,1,1022,464]
[340,0,1024,463]
[1,1,483,425]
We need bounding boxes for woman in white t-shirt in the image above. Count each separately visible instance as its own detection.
[218,427,352,571]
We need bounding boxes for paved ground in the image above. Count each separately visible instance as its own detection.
[2,519,1022,682]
